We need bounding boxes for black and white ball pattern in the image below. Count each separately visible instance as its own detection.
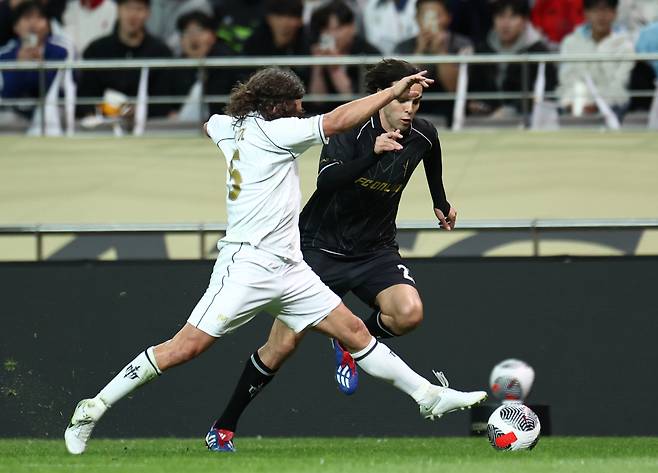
[487,404,541,451]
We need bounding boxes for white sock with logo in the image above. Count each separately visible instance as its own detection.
[351,337,430,402]
[96,346,162,408]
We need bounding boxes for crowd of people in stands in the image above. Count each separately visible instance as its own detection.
[0,0,657,126]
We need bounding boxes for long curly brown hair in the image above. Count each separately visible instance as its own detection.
[225,68,306,122]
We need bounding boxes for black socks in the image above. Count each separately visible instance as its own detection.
[213,351,276,433]
[364,309,397,339]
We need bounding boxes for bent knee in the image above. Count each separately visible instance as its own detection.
[342,317,372,351]
[394,299,424,333]
[352,317,370,338]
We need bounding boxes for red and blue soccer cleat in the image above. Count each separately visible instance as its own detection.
[332,338,358,395]
[205,427,236,453]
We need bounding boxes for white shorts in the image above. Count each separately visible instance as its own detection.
[187,243,341,337]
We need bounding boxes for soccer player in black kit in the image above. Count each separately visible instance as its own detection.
[206,59,461,452]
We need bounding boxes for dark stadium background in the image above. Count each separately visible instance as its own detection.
[2,256,656,437]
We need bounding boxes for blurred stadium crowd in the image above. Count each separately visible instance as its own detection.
[1,0,657,128]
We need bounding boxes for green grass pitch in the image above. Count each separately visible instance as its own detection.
[0,438,656,473]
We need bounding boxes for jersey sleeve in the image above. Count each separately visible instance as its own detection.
[318,127,358,171]
[423,128,451,216]
[258,115,328,157]
[316,127,378,192]
[206,114,234,146]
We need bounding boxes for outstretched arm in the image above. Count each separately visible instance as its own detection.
[322,71,433,138]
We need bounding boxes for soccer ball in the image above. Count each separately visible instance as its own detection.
[489,358,535,401]
[487,404,541,451]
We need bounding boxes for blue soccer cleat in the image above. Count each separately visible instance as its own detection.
[332,338,358,395]
[205,427,236,453]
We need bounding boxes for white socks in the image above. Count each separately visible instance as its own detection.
[93,340,429,413]
[97,347,161,408]
[351,337,430,402]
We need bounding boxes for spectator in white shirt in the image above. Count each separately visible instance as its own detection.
[557,0,634,116]
[61,0,117,55]
[147,0,213,52]
[617,0,658,39]
[362,0,418,55]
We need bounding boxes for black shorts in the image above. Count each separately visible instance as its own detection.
[302,248,417,308]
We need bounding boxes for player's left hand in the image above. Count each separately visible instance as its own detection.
[374,129,403,154]
[435,206,457,230]
[391,71,434,99]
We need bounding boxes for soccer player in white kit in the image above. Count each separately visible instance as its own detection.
[64,67,486,455]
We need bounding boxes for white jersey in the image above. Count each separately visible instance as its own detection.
[206,113,328,262]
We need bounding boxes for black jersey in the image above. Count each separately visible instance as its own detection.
[300,113,450,256]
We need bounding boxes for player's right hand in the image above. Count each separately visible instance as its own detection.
[374,129,403,154]
[391,70,434,99]
[435,206,457,230]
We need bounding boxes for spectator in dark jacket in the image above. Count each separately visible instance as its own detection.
[468,0,557,118]
[0,1,67,119]
[447,0,494,44]
[629,20,658,110]
[240,0,310,85]
[0,0,66,46]
[395,0,473,126]
[0,0,20,47]
[1,0,66,47]
[307,0,380,113]
[169,10,235,116]
[213,0,264,54]
[77,0,173,118]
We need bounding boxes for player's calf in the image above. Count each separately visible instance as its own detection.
[154,323,216,370]
[257,321,301,371]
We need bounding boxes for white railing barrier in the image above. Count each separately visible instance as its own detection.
[2,53,658,135]
[451,61,468,131]
[583,73,621,130]
[1,219,657,261]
